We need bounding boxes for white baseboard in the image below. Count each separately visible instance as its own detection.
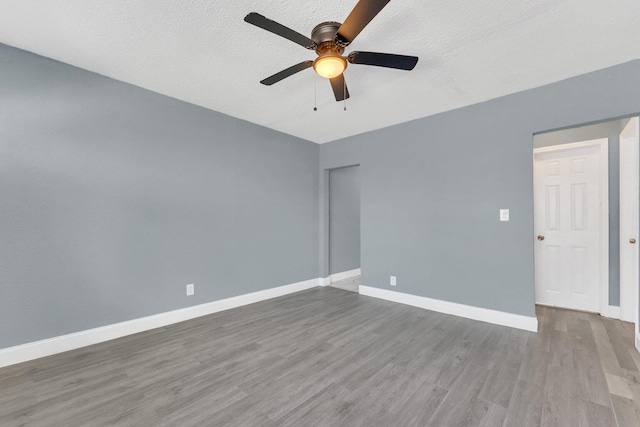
[0,278,319,369]
[329,268,361,283]
[0,277,541,368]
[358,286,538,332]
[602,305,621,320]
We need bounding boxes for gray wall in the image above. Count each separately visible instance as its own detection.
[534,119,629,306]
[320,59,640,317]
[3,41,639,350]
[329,166,360,274]
[0,44,319,349]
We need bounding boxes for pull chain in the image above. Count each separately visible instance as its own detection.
[343,76,347,111]
[313,72,317,111]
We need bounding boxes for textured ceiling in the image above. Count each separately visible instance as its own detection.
[0,0,639,143]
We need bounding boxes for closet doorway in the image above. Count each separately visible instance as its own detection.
[328,165,361,292]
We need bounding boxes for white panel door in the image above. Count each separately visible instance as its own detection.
[534,139,607,313]
[620,117,639,324]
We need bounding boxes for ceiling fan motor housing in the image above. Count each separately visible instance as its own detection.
[311,22,345,56]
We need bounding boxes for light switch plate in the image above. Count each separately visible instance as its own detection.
[500,209,509,222]
[390,276,397,286]
[186,283,195,296]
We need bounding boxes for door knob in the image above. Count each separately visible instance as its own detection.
[631,238,637,244]
[537,235,545,241]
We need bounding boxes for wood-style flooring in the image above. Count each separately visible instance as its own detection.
[328,276,361,293]
[1,287,640,426]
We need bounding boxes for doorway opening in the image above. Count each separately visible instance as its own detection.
[533,118,639,339]
[327,165,361,292]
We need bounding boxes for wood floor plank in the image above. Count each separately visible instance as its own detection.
[541,396,577,427]
[503,379,544,427]
[605,373,634,399]
[478,361,521,409]
[575,399,617,427]
[573,348,613,407]
[390,384,449,426]
[426,361,492,426]
[0,289,639,426]
[541,362,576,426]
[518,347,551,386]
[611,395,640,427]
[591,318,624,375]
[629,345,640,373]
[603,318,639,372]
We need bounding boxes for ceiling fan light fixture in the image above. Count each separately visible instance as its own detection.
[313,55,347,79]
[245,0,419,102]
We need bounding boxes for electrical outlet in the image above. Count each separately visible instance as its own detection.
[186,283,195,296]
[390,276,397,287]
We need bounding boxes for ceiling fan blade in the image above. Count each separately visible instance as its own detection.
[329,74,350,101]
[348,51,418,70]
[260,61,314,86]
[244,13,316,49]
[335,0,390,46]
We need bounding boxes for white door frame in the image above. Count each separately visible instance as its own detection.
[619,117,640,350]
[533,138,609,314]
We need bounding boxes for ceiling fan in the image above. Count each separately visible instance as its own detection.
[244,0,419,102]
